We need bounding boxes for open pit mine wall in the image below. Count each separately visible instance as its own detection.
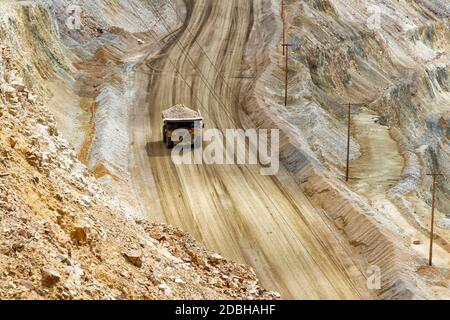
[0,1,74,100]
[1,0,448,299]
[241,0,449,299]
[2,1,447,219]
[310,0,450,216]
[0,0,178,216]
[243,0,449,219]
[295,1,449,228]
[243,27,420,302]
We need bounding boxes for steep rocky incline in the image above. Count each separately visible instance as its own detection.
[0,46,277,300]
[242,0,449,299]
[0,0,180,217]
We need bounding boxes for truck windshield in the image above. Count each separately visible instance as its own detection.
[167,122,199,130]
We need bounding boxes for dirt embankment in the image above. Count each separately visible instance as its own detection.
[2,0,448,300]
[0,0,181,218]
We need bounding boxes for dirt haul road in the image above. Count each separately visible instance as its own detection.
[129,0,368,299]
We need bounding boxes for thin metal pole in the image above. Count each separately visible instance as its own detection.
[429,174,437,266]
[283,22,286,57]
[285,45,288,106]
[426,172,443,266]
[282,1,286,56]
[346,103,351,182]
[282,44,292,106]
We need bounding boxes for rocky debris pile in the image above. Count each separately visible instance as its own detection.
[140,222,280,299]
[162,104,202,119]
[0,46,277,300]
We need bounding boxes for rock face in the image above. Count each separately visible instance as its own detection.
[0,47,277,300]
[41,269,61,287]
[122,250,143,268]
[0,0,177,218]
[241,0,449,299]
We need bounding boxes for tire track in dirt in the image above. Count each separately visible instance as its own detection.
[129,0,368,299]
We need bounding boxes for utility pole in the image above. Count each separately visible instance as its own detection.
[346,103,351,182]
[282,0,286,56]
[281,43,292,106]
[426,172,443,266]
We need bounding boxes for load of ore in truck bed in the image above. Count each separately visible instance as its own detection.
[162,104,201,120]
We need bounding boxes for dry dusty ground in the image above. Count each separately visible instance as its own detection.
[128,0,370,299]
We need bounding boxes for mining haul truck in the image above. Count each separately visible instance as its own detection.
[162,104,204,149]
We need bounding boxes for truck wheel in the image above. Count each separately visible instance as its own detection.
[167,138,174,149]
